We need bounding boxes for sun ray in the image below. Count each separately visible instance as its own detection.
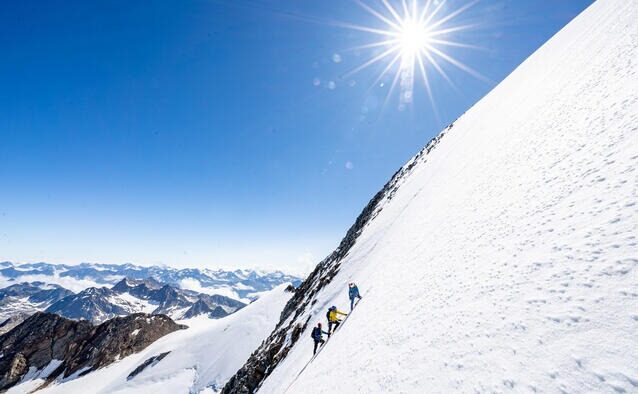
[334,0,484,112]
[411,0,418,19]
[341,46,401,79]
[418,0,434,24]
[381,58,405,112]
[366,51,404,95]
[381,0,405,25]
[427,23,480,37]
[328,21,397,37]
[354,0,402,31]
[342,38,401,53]
[422,0,447,27]
[416,53,441,123]
[427,45,491,83]
[422,49,457,91]
[428,0,479,31]
[427,38,485,50]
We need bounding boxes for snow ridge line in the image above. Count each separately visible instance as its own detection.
[221,123,454,394]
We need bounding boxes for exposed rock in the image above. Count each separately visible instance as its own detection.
[4,353,27,388]
[182,299,213,319]
[0,312,187,391]
[209,306,229,319]
[0,282,74,326]
[0,313,29,336]
[127,351,170,380]
[45,287,129,323]
[112,277,163,295]
[0,282,72,303]
[43,279,245,324]
[182,295,245,319]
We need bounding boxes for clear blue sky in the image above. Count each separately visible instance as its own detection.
[0,0,593,275]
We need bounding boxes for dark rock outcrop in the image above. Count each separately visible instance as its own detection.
[45,287,129,323]
[127,351,170,380]
[0,282,72,304]
[0,282,74,327]
[182,299,213,319]
[209,306,229,319]
[112,277,163,296]
[0,312,187,392]
[221,125,453,394]
[182,295,245,319]
[42,279,245,324]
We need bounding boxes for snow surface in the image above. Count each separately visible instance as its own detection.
[0,297,44,322]
[108,292,158,314]
[258,1,638,393]
[34,284,293,394]
[7,360,63,394]
[179,279,250,303]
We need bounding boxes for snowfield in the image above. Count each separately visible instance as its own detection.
[254,1,638,393]
[31,285,293,394]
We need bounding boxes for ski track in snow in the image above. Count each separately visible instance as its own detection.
[259,1,638,393]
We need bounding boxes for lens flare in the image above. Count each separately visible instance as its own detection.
[340,0,487,113]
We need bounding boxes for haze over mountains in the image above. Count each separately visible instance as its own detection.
[0,261,301,301]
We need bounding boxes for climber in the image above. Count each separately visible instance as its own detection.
[311,322,329,355]
[348,282,362,311]
[326,306,347,334]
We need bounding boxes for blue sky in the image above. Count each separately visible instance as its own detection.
[0,0,593,274]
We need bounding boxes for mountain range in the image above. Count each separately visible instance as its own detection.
[0,262,301,327]
[0,261,302,301]
[45,278,246,324]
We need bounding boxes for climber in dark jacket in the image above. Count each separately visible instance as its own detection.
[348,282,362,311]
[311,322,329,355]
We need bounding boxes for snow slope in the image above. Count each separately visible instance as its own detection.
[32,285,293,394]
[255,1,638,393]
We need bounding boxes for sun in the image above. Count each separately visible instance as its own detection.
[398,19,431,56]
[339,0,485,112]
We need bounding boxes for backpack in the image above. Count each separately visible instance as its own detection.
[326,310,331,321]
[311,327,320,339]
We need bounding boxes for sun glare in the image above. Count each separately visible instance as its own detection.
[340,0,485,113]
[399,20,431,55]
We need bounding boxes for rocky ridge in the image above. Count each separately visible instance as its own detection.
[0,312,186,392]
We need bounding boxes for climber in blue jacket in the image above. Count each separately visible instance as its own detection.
[348,282,362,311]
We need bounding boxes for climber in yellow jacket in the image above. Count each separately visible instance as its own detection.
[326,306,347,335]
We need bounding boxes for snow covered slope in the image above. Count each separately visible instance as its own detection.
[227,1,638,393]
[29,285,293,394]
